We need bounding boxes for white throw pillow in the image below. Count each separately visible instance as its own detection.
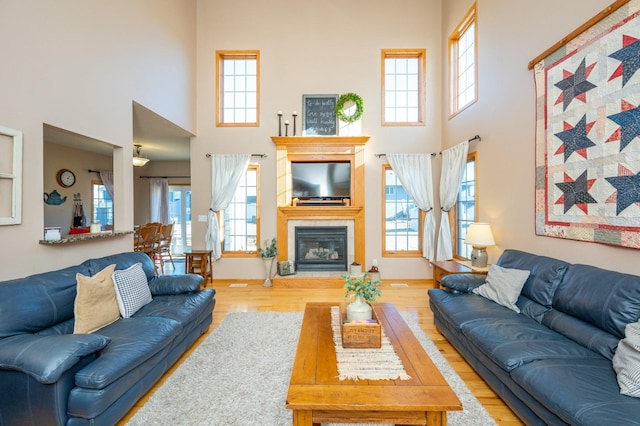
[613,321,640,398]
[112,263,152,318]
[472,264,530,313]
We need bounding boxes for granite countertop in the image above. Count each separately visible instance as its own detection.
[39,230,134,245]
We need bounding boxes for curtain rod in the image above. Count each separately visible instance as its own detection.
[374,134,481,158]
[138,175,190,179]
[88,169,102,173]
[205,153,268,158]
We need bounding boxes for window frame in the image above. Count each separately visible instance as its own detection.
[452,152,478,260]
[220,163,260,257]
[381,164,424,257]
[381,49,427,126]
[216,50,260,127]
[90,179,113,229]
[448,3,478,118]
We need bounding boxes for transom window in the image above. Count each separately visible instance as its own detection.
[454,153,477,259]
[449,3,477,116]
[216,50,260,126]
[222,165,259,255]
[382,49,426,125]
[382,165,422,256]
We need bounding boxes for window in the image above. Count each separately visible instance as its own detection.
[216,50,260,126]
[454,153,477,259]
[383,165,423,256]
[168,185,191,255]
[449,3,477,116]
[222,165,259,255]
[382,49,426,125]
[91,181,113,229]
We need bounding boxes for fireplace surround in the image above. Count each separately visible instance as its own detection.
[272,135,369,285]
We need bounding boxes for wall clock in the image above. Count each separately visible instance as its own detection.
[56,168,76,188]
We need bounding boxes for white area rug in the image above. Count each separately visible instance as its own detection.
[127,311,497,426]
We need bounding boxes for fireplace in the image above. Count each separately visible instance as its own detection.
[295,226,348,271]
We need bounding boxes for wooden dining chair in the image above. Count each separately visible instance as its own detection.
[158,223,175,268]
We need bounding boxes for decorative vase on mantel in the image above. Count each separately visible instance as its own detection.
[263,257,275,287]
[346,295,373,320]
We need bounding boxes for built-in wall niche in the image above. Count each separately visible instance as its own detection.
[43,124,115,237]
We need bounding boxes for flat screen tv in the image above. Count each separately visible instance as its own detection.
[291,161,351,198]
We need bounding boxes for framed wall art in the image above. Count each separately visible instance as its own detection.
[0,125,23,225]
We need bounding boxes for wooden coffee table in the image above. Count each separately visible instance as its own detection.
[286,302,462,425]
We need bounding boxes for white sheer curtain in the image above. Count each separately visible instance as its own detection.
[387,154,436,261]
[436,141,469,260]
[98,170,114,201]
[149,178,169,224]
[205,154,251,260]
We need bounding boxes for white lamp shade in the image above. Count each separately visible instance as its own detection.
[465,222,495,247]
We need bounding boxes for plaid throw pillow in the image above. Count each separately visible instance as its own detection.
[112,263,152,318]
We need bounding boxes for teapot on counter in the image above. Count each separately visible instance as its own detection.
[44,190,67,205]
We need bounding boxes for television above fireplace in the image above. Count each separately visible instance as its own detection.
[291,161,351,199]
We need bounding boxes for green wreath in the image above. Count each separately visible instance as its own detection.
[336,92,364,123]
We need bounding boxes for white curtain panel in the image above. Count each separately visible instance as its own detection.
[98,170,114,201]
[387,154,436,261]
[205,154,251,260]
[149,178,170,224]
[436,141,469,260]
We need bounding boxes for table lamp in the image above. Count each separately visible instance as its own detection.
[465,222,495,267]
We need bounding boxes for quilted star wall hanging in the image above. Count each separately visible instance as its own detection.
[533,0,640,249]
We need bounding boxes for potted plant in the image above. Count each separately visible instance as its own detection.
[343,273,381,320]
[258,238,278,287]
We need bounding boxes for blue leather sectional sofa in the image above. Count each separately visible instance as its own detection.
[429,249,640,426]
[0,251,215,425]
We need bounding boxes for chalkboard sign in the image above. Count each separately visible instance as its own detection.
[302,94,338,136]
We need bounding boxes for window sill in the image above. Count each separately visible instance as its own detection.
[39,230,134,245]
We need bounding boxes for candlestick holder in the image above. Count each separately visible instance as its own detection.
[277,112,283,136]
[292,112,298,136]
[285,122,290,136]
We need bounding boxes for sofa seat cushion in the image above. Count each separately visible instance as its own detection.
[133,290,215,325]
[510,358,640,426]
[428,289,524,332]
[74,316,181,389]
[461,318,604,373]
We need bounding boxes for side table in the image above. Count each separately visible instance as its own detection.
[185,250,213,285]
[430,260,487,289]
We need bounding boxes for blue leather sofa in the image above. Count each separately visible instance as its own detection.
[429,249,640,426]
[0,251,215,426]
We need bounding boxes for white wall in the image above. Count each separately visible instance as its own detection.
[192,0,443,279]
[0,0,197,280]
[442,0,640,276]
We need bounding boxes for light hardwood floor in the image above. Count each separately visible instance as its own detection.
[119,277,524,425]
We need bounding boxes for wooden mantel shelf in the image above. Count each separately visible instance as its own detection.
[271,136,369,147]
[278,206,363,217]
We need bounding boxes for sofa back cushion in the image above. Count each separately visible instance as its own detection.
[497,249,569,307]
[0,264,90,337]
[552,264,640,340]
[83,251,155,279]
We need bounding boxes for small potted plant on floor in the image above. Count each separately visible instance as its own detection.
[258,238,278,287]
[343,272,381,320]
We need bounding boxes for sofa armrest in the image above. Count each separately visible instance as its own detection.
[440,273,487,293]
[0,334,110,384]
[148,274,204,296]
